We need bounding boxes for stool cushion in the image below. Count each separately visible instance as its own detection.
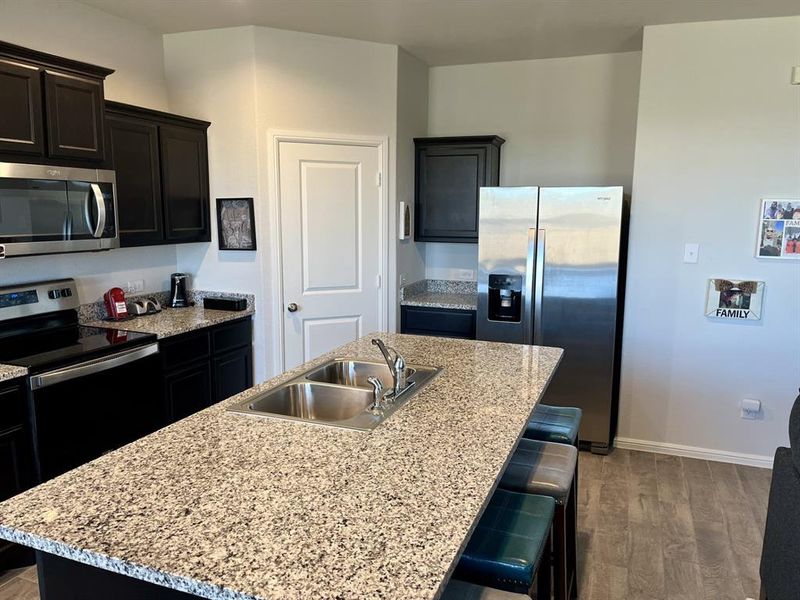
[499,439,578,503]
[524,404,582,445]
[441,580,529,599]
[455,489,555,593]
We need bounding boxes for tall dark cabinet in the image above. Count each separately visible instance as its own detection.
[414,136,504,243]
[0,41,112,165]
[106,102,211,247]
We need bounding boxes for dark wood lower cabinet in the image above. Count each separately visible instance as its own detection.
[213,346,253,403]
[38,552,204,600]
[400,305,477,339]
[163,360,213,423]
[160,317,254,426]
[0,379,35,570]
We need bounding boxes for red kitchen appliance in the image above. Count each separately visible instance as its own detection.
[103,287,129,320]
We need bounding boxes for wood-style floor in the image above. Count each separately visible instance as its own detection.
[0,449,772,600]
[577,449,771,600]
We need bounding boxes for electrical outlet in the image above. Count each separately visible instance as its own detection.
[125,280,144,294]
[399,273,408,288]
[456,269,475,281]
[741,398,762,420]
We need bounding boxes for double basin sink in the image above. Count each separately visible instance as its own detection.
[228,358,442,430]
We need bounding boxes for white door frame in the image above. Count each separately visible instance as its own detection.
[267,130,390,375]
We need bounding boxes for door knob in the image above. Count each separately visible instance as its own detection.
[287,302,298,313]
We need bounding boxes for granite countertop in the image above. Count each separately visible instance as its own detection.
[0,364,27,383]
[400,279,477,311]
[83,305,254,339]
[0,334,562,600]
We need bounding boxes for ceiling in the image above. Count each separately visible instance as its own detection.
[79,0,800,65]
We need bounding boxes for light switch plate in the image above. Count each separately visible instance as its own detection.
[683,243,699,263]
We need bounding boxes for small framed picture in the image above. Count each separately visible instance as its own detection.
[217,198,256,251]
[705,279,765,321]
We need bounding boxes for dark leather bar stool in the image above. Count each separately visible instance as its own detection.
[500,438,579,600]
[454,489,555,598]
[524,404,582,446]
[441,580,531,599]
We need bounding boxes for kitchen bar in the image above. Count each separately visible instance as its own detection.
[0,334,562,600]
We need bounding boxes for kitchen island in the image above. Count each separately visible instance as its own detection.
[0,334,562,600]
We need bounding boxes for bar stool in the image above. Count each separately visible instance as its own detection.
[441,580,531,599]
[524,404,582,446]
[454,489,555,598]
[500,438,578,600]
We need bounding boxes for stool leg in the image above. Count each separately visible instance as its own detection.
[532,528,553,600]
[553,503,568,600]
[567,481,578,600]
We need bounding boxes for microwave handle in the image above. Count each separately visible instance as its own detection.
[90,183,107,238]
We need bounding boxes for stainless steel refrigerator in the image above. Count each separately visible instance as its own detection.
[477,186,626,453]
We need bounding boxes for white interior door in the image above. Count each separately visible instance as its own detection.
[278,140,383,369]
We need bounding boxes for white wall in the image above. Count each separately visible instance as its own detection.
[0,0,175,301]
[394,48,428,318]
[164,26,400,381]
[619,16,800,461]
[426,52,642,279]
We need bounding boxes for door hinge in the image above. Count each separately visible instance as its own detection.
[376,274,382,289]
[376,172,382,187]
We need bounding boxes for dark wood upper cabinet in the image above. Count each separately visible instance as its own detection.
[0,41,113,165]
[107,114,163,246]
[414,136,504,243]
[0,58,44,156]
[44,71,105,161]
[160,125,210,242]
[106,101,211,247]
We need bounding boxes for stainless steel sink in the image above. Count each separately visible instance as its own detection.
[228,358,442,430]
[305,359,416,389]
[248,383,374,422]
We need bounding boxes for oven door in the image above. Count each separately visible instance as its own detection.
[29,343,161,482]
[0,162,118,258]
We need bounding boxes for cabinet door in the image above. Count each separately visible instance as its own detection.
[415,146,486,242]
[160,125,210,243]
[0,426,32,502]
[0,58,44,157]
[213,346,253,403]
[163,361,213,424]
[108,115,164,246]
[44,70,105,161]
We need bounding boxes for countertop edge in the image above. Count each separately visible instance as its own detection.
[399,298,477,311]
[0,365,28,382]
[0,527,250,600]
[82,308,255,340]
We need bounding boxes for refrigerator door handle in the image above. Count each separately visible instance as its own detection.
[522,227,537,345]
[533,228,546,345]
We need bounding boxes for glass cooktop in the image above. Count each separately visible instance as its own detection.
[0,325,157,374]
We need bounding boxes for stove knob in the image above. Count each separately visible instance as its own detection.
[48,289,61,299]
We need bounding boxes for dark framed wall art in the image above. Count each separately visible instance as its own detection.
[217,197,257,251]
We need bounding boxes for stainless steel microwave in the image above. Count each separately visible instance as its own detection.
[0,162,118,258]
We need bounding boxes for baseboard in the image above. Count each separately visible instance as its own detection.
[614,437,774,469]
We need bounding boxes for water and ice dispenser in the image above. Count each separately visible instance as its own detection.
[487,274,523,322]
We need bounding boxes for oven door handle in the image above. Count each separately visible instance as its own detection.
[29,343,159,390]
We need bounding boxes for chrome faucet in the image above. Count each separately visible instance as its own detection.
[371,338,407,397]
